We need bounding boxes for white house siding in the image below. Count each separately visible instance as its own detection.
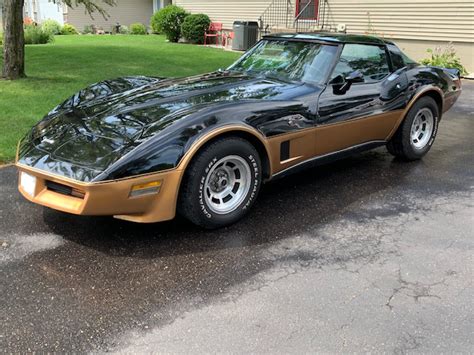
[175,0,473,73]
[23,0,65,24]
[65,0,154,32]
[154,0,173,13]
[38,0,65,24]
[174,0,274,29]
[322,0,473,42]
[321,0,474,72]
[389,38,473,74]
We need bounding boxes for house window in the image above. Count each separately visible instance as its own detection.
[296,0,319,20]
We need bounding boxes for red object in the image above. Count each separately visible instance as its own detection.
[24,17,34,25]
[204,22,224,46]
[295,0,319,20]
[222,31,235,47]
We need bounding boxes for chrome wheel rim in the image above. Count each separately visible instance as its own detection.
[410,108,434,149]
[204,155,252,215]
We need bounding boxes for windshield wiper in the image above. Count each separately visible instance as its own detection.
[230,68,299,85]
[258,72,299,85]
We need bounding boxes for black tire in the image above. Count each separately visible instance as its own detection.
[387,96,440,160]
[178,137,262,229]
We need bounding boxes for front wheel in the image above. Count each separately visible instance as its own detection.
[387,96,440,160]
[178,137,262,229]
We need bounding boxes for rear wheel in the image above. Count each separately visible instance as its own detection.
[178,137,262,229]
[387,96,439,160]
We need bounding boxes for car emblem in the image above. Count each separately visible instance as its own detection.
[287,114,305,127]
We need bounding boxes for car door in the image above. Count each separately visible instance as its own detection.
[315,43,408,156]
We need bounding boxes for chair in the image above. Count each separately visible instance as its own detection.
[204,22,223,46]
[222,31,235,48]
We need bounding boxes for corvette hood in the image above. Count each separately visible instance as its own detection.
[18,72,305,182]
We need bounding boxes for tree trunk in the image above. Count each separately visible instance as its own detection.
[2,1,7,32]
[2,0,25,80]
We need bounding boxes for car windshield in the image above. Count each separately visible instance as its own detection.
[228,40,338,85]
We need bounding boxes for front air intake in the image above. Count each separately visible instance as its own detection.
[45,181,85,199]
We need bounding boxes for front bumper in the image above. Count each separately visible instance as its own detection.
[16,163,183,223]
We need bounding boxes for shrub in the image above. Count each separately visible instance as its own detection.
[130,23,147,35]
[24,25,54,44]
[150,5,188,42]
[119,25,129,34]
[83,24,95,34]
[150,9,163,33]
[61,24,78,35]
[0,33,3,46]
[41,19,62,35]
[181,14,211,44]
[420,43,468,76]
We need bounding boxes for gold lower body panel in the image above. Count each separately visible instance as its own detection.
[16,110,405,223]
[17,164,183,223]
[267,110,403,175]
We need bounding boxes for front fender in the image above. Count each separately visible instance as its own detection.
[94,99,312,181]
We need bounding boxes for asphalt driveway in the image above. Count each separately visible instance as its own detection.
[1,82,473,353]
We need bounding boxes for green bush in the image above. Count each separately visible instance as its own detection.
[0,33,3,46]
[181,14,211,44]
[150,5,188,42]
[61,24,78,35]
[24,25,54,44]
[130,23,147,35]
[82,25,95,34]
[41,19,62,35]
[421,43,468,76]
[150,9,163,33]
[119,25,129,34]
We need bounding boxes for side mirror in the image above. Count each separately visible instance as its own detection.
[331,70,364,95]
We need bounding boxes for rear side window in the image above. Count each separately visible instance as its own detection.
[331,44,390,83]
[387,44,406,70]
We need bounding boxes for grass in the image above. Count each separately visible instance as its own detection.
[0,35,241,163]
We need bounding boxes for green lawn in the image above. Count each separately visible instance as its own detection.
[0,35,241,163]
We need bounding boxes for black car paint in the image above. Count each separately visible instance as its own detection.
[317,69,409,125]
[18,37,459,183]
[19,72,317,182]
[263,32,395,45]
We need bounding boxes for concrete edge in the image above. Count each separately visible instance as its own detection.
[0,163,14,169]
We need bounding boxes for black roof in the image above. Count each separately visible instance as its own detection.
[263,32,394,45]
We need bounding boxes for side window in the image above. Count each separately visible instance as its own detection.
[387,44,406,70]
[331,44,390,83]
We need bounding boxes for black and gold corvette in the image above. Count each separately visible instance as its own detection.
[16,33,461,228]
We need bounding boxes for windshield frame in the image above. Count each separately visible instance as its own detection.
[227,39,341,86]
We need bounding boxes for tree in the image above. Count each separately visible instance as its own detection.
[1,0,115,80]
[2,0,25,79]
[1,1,5,32]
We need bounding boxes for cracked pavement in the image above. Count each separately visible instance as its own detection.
[1,82,473,353]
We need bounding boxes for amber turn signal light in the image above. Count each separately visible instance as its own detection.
[129,180,162,198]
